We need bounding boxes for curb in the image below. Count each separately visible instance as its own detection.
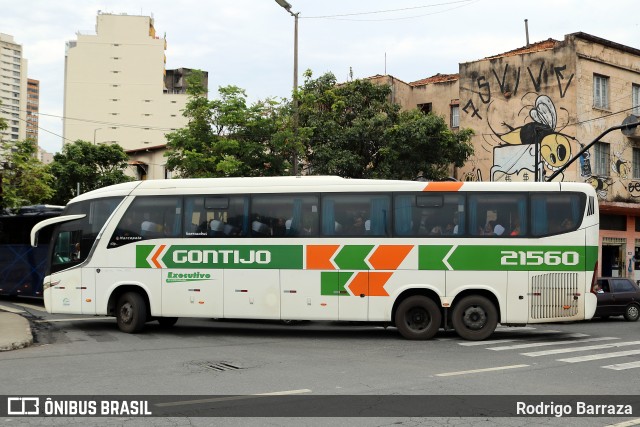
[0,313,34,352]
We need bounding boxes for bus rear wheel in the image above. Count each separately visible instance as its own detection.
[395,295,441,340]
[452,295,497,341]
[116,292,147,333]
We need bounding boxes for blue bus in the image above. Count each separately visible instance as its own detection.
[0,205,63,297]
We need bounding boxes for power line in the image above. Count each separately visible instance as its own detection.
[304,0,480,22]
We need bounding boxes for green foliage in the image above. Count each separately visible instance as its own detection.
[379,110,475,180]
[164,70,294,177]
[0,139,54,209]
[48,140,132,205]
[297,71,474,180]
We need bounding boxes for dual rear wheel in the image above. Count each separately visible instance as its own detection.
[395,294,497,341]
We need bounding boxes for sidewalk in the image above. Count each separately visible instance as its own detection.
[0,311,33,351]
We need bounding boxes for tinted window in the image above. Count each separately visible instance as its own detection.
[468,193,526,237]
[108,196,182,248]
[51,197,123,273]
[184,195,248,238]
[394,193,465,236]
[251,195,319,237]
[321,194,390,237]
[530,192,585,237]
[612,279,637,293]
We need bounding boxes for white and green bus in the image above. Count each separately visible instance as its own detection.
[31,176,599,340]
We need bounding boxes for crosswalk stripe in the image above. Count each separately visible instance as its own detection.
[0,304,25,313]
[522,341,640,357]
[460,339,520,346]
[602,361,640,371]
[435,364,529,377]
[487,335,612,351]
[34,318,114,323]
[558,349,640,363]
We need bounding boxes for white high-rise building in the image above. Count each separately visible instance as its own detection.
[0,33,28,144]
[64,12,203,179]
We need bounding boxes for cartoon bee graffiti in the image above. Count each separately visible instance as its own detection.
[492,95,574,173]
[586,175,612,199]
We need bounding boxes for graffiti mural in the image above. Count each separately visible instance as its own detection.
[460,54,640,201]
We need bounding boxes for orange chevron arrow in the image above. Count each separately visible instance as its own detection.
[368,245,413,270]
[151,244,166,268]
[306,245,339,270]
[369,272,392,296]
[347,272,368,296]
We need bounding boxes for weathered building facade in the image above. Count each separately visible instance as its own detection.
[373,32,640,279]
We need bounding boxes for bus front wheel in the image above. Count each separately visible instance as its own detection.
[395,295,441,340]
[452,295,497,341]
[116,292,147,333]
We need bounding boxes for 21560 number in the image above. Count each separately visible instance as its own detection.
[500,250,579,266]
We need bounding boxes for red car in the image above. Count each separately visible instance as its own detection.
[593,277,640,321]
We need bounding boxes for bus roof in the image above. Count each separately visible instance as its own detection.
[67,176,594,204]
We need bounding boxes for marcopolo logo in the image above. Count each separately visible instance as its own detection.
[166,272,212,283]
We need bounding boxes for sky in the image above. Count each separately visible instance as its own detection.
[2,0,639,154]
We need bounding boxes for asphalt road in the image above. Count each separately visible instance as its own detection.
[1,297,639,426]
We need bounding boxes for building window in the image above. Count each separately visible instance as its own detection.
[593,142,610,176]
[593,74,609,109]
[450,104,459,128]
[633,84,640,116]
[634,147,640,179]
[418,103,432,114]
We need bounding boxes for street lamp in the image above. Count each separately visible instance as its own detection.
[275,0,299,175]
[93,128,103,145]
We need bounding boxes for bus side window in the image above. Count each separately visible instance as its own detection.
[531,192,585,236]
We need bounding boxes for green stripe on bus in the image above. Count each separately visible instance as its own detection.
[418,245,599,271]
[321,271,355,296]
[333,245,374,270]
[136,245,303,269]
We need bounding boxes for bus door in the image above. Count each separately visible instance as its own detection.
[47,229,83,314]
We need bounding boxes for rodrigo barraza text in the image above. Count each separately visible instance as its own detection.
[516,401,632,417]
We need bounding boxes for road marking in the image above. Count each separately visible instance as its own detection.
[604,418,640,427]
[487,336,615,351]
[435,364,529,377]
[558,349,640,363]
[14,303,47,312]
[602,361,640,371]
[0,304,25,313]
[33,317,114,323]
[155,389,313,407]
[459,339,520,346]
[522,341,640,357]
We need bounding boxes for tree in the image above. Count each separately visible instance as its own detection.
[378,110,474,180]
[165,70,293,177]
[0,139,54,210]
[48,140,132,205]
[296,71,474,180]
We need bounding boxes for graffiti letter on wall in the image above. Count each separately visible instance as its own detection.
[477,76,491,104]
[462,99,483,120]
[492,64,520,97]
[527,61,545,93]
[554,66,574,98]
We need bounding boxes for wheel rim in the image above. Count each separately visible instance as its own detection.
[461,305,487,330]
[119,302,133,324]
[628,305,639,319]
[406,307,430,331]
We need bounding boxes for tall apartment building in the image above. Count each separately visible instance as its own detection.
[63,12,206,179]
[0,33,28,144]
[372,32,640,278]
[26,78,39,142]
